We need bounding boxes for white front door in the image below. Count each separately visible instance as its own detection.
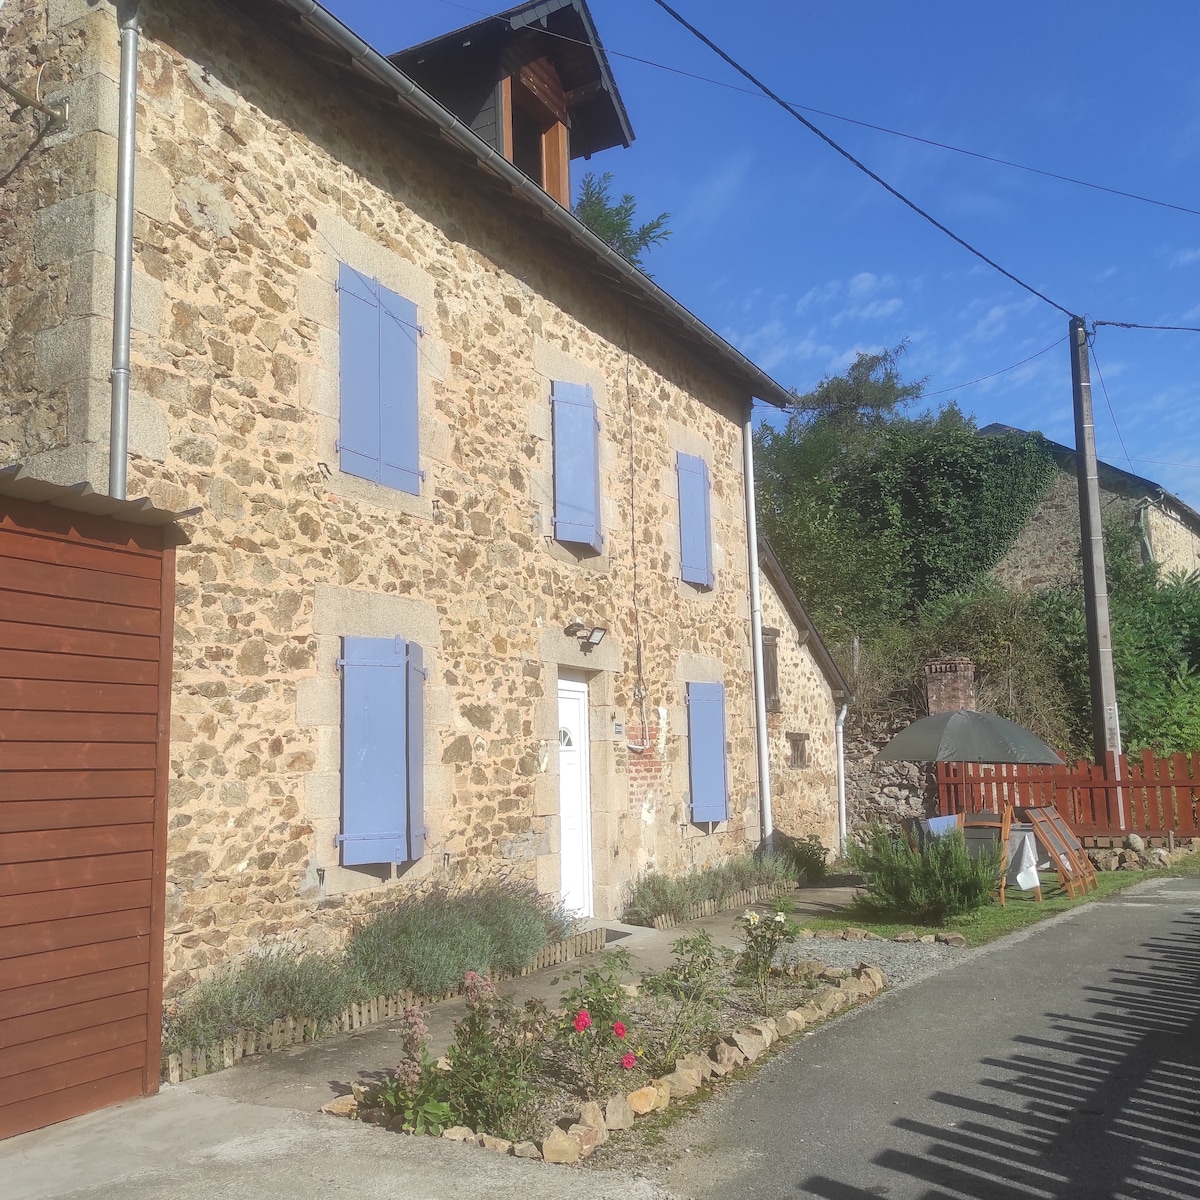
[557,674,593,918]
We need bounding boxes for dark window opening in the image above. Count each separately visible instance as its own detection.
[762,627,781,713]
[511,100,543,183]
[787,731,809,769]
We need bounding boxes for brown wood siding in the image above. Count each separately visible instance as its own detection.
[0,495,174,1141]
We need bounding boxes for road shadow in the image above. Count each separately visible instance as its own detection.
[802,909,1200,1199]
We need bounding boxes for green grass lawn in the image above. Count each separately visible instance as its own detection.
[801,853,1200,948]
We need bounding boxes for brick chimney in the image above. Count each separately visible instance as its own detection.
[923,657,976,714]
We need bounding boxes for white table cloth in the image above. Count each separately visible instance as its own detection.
[1005,826,1042,892]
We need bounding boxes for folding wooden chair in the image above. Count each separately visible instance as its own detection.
[961,806,1015,905]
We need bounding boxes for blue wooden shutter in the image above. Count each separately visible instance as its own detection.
[338,264,382,484]
[687,681,729,822]
[677,452,714,587]
[406,640,426,862]
[338,264,421,495]
[340,635,409,865]
[379,284,421,495]
[551,381,603,551]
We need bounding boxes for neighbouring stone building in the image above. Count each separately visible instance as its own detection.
[758,541,850,853]
[1,0,847,992]
[985,424,1200,590]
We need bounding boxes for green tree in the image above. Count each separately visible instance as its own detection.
[755,342,1056,642]
[1037,523,1200,755]
[572,171,670,268]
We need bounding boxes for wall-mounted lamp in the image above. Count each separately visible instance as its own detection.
[564,621,607,650]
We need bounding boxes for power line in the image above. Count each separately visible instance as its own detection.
[647,0,1073,318]
[433,0,1200,339]
[516,19,1200,221]
[1123,458,1200,471]
[1086,334,1134,473]
[1093,319,1200,334]
[750,335,1069,409]
[921,336,1067,397]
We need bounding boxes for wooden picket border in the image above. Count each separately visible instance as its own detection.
[937,749,1200,844]
[649,881,794,931]
[163,926,607,1084]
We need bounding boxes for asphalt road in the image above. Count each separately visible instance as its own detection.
[637,876,1200,1200]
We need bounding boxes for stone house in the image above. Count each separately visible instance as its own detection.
[1,0,843,992]
[757,541,850,854]
[985,424,1200,590]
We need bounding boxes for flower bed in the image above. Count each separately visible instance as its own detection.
[163,926,606,1084]
[324,907,890,1163]
[326,956,889,1162]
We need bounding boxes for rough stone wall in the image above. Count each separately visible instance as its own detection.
[1142,502,1200,577]
[4,1,766,991]
[0,2,96,466]
[843,713,935,839]
[990,464,1180,593]
[759,571,839,852]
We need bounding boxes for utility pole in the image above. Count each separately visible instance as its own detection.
[1069,316,1123,771]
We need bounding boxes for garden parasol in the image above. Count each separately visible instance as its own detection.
[874,709,1065,765]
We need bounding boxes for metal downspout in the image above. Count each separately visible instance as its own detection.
[743,412,772,847]
[835,703,848,855]
[109,1,139,500]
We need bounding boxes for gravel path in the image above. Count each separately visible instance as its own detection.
[782,937,967,986]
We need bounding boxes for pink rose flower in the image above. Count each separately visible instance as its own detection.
[621,1053,636,1070]
[574,1009,592,1032]
[612,1021,627,1039]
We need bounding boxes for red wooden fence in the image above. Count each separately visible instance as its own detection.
[936,750,1200,843]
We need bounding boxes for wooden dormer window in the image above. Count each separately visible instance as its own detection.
[501,56,570,206]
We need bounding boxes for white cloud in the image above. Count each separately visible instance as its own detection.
[848,272,878,298]
[1169,247,1200,268]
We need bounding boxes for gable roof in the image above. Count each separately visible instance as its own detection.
[219,0,792,409]
[758,539,851,702]
[979,423,1200,536]
[391,0,634,160]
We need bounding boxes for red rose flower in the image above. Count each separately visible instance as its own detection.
[621,1052,636,1070]
[574,1009,592,1032]
[612,1021,627,1039]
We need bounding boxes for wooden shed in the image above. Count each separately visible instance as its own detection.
[0,468,187,1140]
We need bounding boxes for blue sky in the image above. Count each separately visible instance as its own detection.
[324,0,1200,507]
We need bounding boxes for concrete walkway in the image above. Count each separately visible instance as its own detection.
[632,875,1200,1200]
[0,886,855,1198]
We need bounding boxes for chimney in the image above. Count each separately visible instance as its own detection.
[923,657,976,715]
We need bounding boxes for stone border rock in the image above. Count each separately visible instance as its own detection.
[164,926,607,1083]
[799,925,967,947]
[323,961,889,1163]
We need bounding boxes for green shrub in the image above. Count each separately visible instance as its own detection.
[441,973,551,1140]
[623,852,798,925]
[641,930,730,1073]
[557,950,637,1099]
[776,833,830,884]
[167,879,570,1055]
[457,879,566,973]
[848,823,999,923]
[163,947,357,1056]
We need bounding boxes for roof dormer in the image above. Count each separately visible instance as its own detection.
[390,0,634,207]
